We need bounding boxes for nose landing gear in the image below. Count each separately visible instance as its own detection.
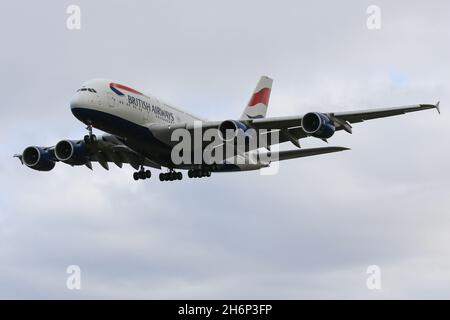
[133,166,151,181]
[83,124,97,143]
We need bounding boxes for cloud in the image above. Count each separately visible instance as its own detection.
[0,0,449,299]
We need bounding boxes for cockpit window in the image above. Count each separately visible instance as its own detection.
[77,88,97,93]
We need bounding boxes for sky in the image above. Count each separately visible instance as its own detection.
[0,0,449,299]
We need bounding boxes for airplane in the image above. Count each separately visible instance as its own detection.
[14,76,440,182]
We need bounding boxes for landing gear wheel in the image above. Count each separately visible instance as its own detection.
[159,170,183,182]
[85,135,97,143]
[84,124,97,143]
[133,167,151,181]
[187,168,211,179]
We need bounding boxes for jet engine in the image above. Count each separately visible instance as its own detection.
[22,146,56,171]
[218,120,254,142]
[55,140,87,165]
[301,112,336,139]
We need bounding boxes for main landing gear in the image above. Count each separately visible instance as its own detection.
[159,170,183,182]
[187,168,211,179]
[83,124,97,143]
[133,166,151,181]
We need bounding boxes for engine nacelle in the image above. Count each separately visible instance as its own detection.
[22,146,55,171]
[218,120,251,142]
[55,140,87,165]
[302,112,336,139]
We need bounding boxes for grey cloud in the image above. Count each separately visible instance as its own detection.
[0,0,449,299]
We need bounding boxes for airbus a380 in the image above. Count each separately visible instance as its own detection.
[15,76,440,182]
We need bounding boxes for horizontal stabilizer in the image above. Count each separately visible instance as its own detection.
[271,146,350,162]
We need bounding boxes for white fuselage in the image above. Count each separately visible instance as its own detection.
[70,78,202,128]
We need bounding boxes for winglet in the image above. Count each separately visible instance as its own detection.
[436,101,441,114]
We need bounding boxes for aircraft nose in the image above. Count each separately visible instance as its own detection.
[70,93,91,123]
[70,93,84,110]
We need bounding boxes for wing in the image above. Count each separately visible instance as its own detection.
[248,103,440,131]
[147,102,439,158]
[86,135,161,170]
[172,102,440,148]
[15,134,161,171]
[330,103,440,131]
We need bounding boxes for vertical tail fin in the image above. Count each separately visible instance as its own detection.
[240,76,273,120]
